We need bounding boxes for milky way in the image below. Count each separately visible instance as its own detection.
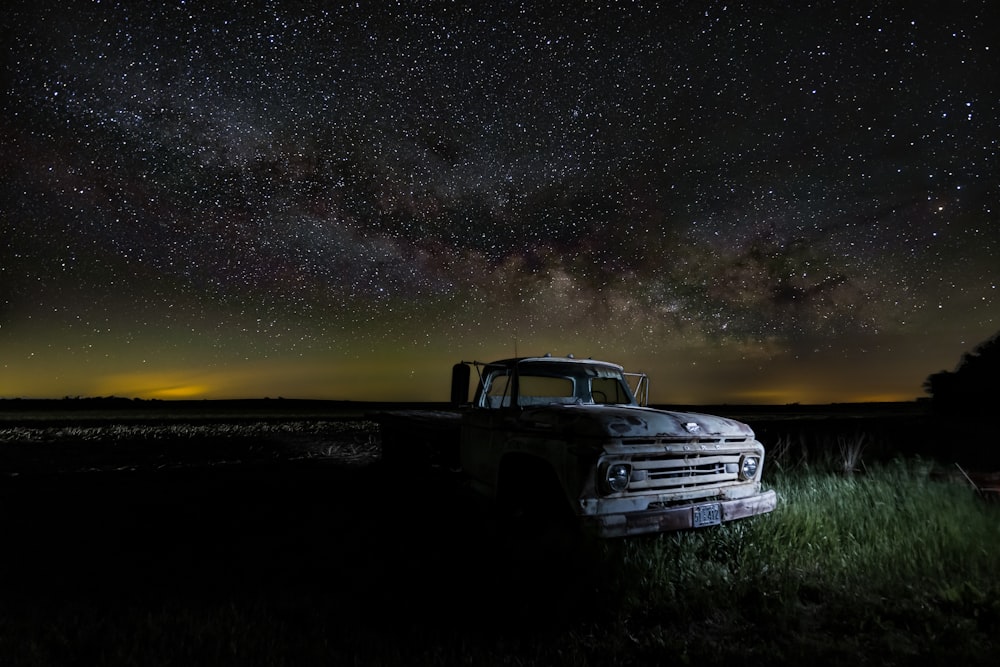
[2,1,997,403]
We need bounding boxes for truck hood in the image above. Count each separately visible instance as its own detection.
[520,404,755,440]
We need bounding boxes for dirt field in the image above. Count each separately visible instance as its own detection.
[0,415,570,636]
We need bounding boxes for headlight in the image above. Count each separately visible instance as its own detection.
[603,463,631,493]
[740,456,759,480]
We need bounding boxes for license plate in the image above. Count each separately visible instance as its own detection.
[693,503,722,527]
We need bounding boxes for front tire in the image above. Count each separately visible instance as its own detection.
[496,460,577,558]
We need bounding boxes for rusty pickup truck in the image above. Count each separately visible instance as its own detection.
[378,355,776,538]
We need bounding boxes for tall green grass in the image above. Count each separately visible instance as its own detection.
[592,459,1000,664]
[616,462,999,597]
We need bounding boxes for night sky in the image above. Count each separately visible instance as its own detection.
[2,1,997,404]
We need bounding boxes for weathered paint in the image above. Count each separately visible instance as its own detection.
[509,404,756,441]
[583,489,778,538]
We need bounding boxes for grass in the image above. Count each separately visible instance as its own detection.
[593,460,1000,665]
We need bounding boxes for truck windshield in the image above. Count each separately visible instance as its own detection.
[518,375,575,405]
[480,362,635,407]
[483,372,576,407]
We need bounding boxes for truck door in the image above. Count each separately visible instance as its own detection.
[460,369,517,493]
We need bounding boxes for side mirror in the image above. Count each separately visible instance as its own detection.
[450,363,471,406]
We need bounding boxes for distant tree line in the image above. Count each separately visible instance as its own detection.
[924,330,1000,415]
[0,396,155,411]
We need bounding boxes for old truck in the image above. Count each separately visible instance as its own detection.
[378,355,776,538]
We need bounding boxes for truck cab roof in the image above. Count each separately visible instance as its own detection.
[482,356,625,372]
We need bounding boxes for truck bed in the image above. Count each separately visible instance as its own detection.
[377,409,464,468]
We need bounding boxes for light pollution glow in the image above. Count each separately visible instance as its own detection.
[0,323,956,404]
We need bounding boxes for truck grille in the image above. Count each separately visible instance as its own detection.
[626,452,744,492]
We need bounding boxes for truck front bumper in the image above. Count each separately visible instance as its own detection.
[583,489,777,538]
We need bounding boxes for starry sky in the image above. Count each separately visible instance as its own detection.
[1,1,997,405]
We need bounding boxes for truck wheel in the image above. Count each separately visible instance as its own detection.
[493,461,593,626]
[496,461,576,558]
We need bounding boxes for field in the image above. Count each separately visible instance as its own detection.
[0,400,998,666]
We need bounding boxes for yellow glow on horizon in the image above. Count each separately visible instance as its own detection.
[146,385,213,399]
[715,386,920,406]
[92,371,216,399]
[720,388,811,405]
[847,392,920,404]
[3,360,927,405]
[80,357,457,402]
[0,336,932,405]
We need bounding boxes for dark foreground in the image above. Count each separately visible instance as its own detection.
[1,404,998,666]
[0,422,611,666]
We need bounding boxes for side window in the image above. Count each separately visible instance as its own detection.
[485,372,512,408]
[591,377,631,404]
